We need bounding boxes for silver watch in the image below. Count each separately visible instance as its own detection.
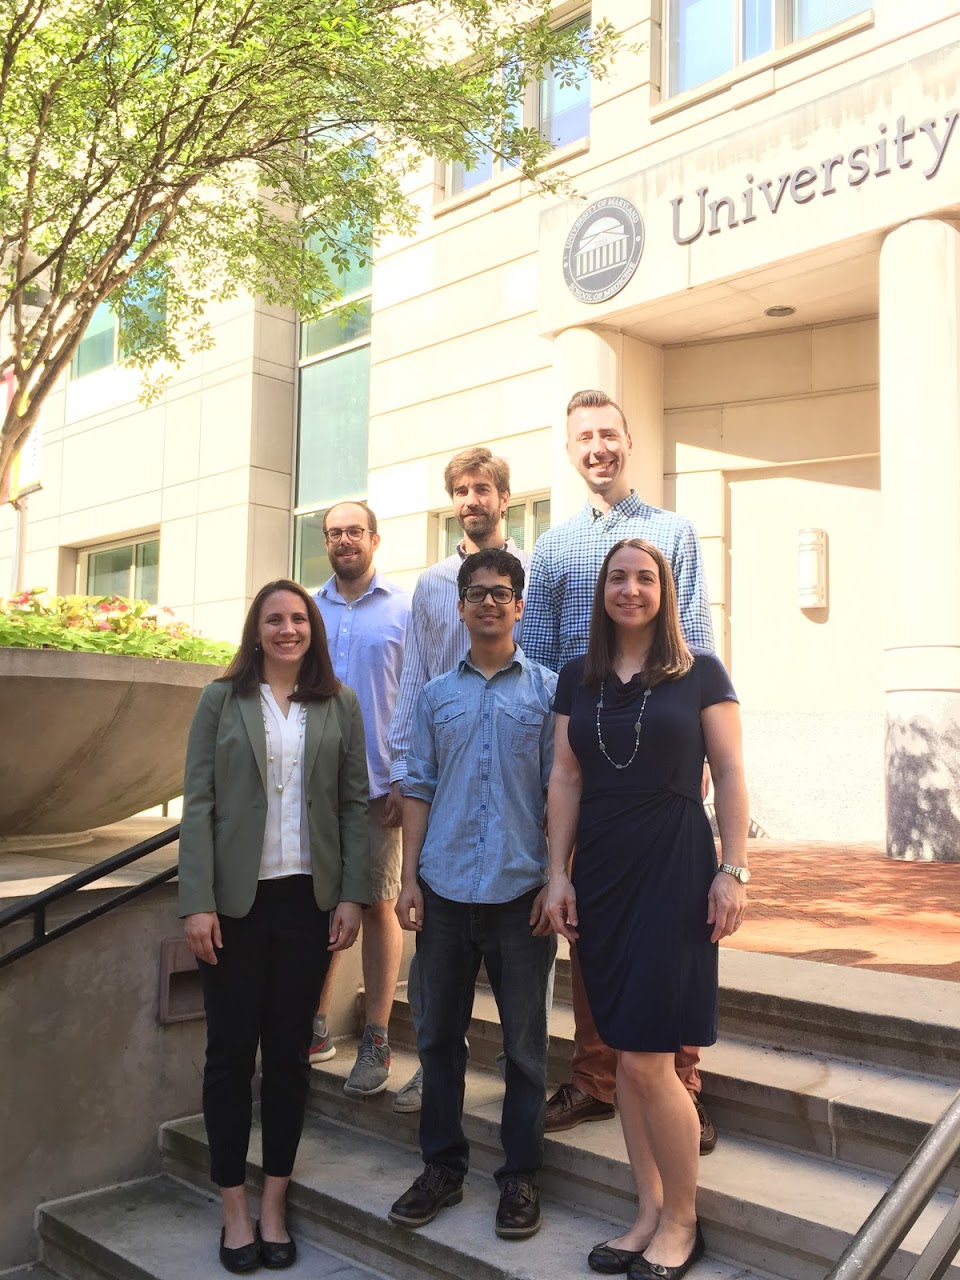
[719,863,751,884]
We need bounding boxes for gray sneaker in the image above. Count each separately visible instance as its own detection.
[343,1025,391,1098]
[393,1065,423,1113]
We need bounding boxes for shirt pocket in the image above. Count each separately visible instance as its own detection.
[432,695,466,752]
[500,702,545,753]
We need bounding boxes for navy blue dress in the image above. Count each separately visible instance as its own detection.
[554,649,738,1052]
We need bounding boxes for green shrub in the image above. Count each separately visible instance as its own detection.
[0,588,235,664]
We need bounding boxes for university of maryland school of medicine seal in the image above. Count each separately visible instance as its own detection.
[562,196,644,304]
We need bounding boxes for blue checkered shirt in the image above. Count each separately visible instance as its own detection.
[387,539,531,783]
[520,491,713,672]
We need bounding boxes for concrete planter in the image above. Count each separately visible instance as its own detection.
[0,648,221,840]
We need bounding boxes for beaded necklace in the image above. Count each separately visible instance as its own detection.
[595,681,652,770]
[260,694,307,795]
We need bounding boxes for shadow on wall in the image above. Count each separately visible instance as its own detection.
[886,719,960,862]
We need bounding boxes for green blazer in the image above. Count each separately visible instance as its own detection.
[178,680,372,919]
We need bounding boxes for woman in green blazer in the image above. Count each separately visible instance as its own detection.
[180,579,371,1273]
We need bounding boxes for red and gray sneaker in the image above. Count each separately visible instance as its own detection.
[308,1014,336,1064]
[343,1024,391,1097]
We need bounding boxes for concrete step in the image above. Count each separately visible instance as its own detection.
[321,1010,960,1193]
[160,1109,771,1280]
[380,978,960,1187]
[717,951,960,1078]
[310,1044,960,1280]
[387,949,960,1084]
[36,1173,385,1280]
[160,1094,960,1280]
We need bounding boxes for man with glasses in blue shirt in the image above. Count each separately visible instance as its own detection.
[312,502,411,1098]
[389,548,556,1242]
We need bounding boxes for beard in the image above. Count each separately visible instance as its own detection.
[459,510,501,541]
[331,548,372,580]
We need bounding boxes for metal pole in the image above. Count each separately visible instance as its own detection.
[10,492,27,593]
[826,1089,960,1280]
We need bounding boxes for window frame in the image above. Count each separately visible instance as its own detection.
[445,9,591,200]
[664,0,871,100]
[78,533,161,603]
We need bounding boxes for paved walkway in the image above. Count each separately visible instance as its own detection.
[722,839,960,982]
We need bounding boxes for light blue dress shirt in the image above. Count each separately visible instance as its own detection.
[402,645,557,904]
[386,539,531,783]
[520,491,714,672]
[315,571,411,799]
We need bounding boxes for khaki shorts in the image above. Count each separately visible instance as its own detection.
[368,793,402,902]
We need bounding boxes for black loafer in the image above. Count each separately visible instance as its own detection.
[256,1223,296,1270]
[589,1241,646,1273]
[627,1223,705,1280]
[219,1229,259,1274]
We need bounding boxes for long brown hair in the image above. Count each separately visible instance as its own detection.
[218,579,340,700]
[582,539,693,691]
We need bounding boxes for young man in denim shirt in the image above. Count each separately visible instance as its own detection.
[389,548,557,1241]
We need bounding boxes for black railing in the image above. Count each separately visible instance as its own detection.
[825,1088,960,1280]
[0,824,181,971]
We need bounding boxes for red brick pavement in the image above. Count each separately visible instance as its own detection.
[721,840,960,982]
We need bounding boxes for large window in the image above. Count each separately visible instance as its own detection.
[668,0,867,96]
[449,17,591,197]
[442,494,551,557]
[81,535,160,603]
[294,236,372,590]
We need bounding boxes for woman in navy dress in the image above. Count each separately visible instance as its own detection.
[545,539,749,1280]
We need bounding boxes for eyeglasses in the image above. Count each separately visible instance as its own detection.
[460,585,518,604]
[324,526,369,543]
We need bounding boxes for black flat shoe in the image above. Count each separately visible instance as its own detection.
[256,1222,297,1270]
[219,1228,259,1274]
[589,1240,646,1273]
[627,1224,705,1280]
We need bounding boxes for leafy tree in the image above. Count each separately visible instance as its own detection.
[0,0,618,491]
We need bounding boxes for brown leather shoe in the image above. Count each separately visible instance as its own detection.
[544,1082,615,1132]
[695,1099,717,1154]
[388,1164,463,1228]
[495,1179,542,1239]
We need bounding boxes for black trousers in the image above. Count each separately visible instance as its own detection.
[198,875,331,1187]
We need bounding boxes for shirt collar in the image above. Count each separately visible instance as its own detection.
[316,569,390,604]
[458,643,528,678]
[454,537,519,560]
[587,489,646,523]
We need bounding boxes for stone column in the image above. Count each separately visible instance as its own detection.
[550,326,664,523]
[879,218,960,861]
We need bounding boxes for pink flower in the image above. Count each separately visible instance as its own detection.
[98,620,112,630]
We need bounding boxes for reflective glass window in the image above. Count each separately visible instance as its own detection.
[297,346,370,509]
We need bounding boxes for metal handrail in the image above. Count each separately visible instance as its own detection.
[0,823,181,970]
[826,1088,960,1280]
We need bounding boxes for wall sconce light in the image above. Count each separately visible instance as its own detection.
[798,528,827,609]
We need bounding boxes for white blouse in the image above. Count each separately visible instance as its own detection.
[258,686,311,880]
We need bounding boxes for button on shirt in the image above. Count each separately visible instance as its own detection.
[315,572,411,799]
[520,491,714,672]
[402,646,557,904]
[258,687,311,880]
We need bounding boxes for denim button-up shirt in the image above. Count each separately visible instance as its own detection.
[403,645,557,904]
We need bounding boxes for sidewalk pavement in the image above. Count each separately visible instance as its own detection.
[722,839,960,982]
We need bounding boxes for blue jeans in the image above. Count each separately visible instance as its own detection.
[416,880,556,1184]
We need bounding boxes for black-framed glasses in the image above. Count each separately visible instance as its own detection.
[324,526,369,543]
[460,585,518,604]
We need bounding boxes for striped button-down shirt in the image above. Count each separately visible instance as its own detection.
[387,539,531,783]
[520,491,714,672]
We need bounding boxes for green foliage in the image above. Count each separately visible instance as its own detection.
[0,587,236,663]
[0,0,620,487]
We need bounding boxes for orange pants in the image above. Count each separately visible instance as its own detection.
[569,942,702,1105]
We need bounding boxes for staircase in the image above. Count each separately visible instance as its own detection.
[24,946,960,1280]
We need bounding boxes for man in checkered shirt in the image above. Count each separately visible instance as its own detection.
[520,387,719,1155]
